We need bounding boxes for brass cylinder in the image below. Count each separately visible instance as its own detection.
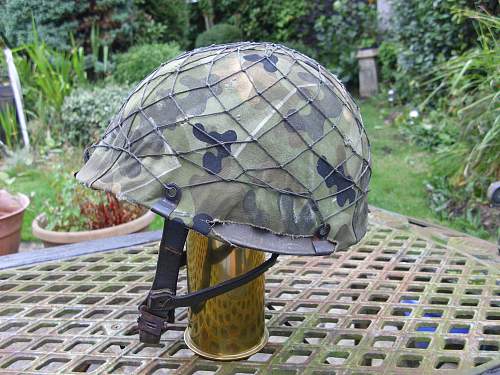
[184,230,268,360]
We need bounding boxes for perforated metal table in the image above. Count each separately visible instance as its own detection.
[0,208,498,374]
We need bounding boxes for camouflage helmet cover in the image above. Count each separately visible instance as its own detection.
[76,42,371,255]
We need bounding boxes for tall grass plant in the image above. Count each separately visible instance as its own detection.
[0,105,19,149]
[423,9,499,189]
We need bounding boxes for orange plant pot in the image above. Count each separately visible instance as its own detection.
[32,210,156,247]
[0,193,30,255]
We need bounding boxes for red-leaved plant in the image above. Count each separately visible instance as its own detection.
[44,168,146,232]
[80,192,144,230]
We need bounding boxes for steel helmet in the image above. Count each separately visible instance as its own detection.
[77,42,371,255]
[76,42,371,344]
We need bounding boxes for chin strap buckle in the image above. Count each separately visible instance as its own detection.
[138,289,177,345]
[137,305,170,345]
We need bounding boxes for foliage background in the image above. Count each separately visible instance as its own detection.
[0,0,498,240]
[0,0,135,50]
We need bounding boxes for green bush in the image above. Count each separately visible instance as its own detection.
[389,0,496,98]
[234,0,310,43]
[134,0,189,46]
[211,0,377,84]
[313,0,377,83]
[397,110,457,151]
[426,175,492,239]
[189,0,378,84]
[113,42,182,84]
[61,85,130,146]
[0,0,135,50]
[11,28,87,144]
[195,23,242,48]
[398,10,499,240]
[377,41,398,85]
[424,10,499,192]
[130,12,168,45]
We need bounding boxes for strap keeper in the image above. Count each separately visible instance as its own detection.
[138,305,168,345]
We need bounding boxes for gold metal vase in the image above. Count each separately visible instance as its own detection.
[184,230,268,360]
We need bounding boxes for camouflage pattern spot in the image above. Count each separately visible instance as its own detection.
[243,190,270,228]
[315,92,343,119]
[277,192,317,234]
[177,74,222,116]
[285,107,325,142]
[192,123,237,174]
[297,71,319,84]
[120,127,165,179]
[243,53,279,73]
[334,224,353,245]
[352,198,368,241]
[142,97,183,129]
[317,156,356,207]
[124,161,141,179]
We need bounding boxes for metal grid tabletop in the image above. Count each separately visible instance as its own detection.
[0,211,498,374]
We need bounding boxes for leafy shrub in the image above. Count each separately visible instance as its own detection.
[423,10,499,191]
[130,11,168,45]
[61,85,130,146]
[199,0,377,84]
[42,166,145,232]
[236,0,310,43]
[0,0,135,50]
[397,110,458,151]
[14,31,87,112]
[426,175,494,240]
[113,42,182,83]
[377,41,398,85]
[11,28,86,144]
[134,0,189,46]
[313,0,378,83]
[389,0,497,98]
[195,23,242,48]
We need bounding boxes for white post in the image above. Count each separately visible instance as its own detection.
[3,48,30,150]
[357,48,379,98]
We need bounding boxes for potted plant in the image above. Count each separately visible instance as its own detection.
[0,189,30,255]
[32,169,154,247]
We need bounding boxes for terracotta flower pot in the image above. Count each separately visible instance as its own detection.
[0,193,30,255]
[32,210,156,247]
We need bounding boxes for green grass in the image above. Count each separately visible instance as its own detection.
[360,100,437,221]
[3,100,448,243]
[5,169,57,241]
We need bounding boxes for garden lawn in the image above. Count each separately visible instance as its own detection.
[8,169,57,242]
[8,101,440,243]
[360,100,437,221]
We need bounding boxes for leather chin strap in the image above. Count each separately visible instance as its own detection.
[138,219,279,345]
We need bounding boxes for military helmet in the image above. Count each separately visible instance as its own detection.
[77,42,371,255]
[77,42,371,345]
